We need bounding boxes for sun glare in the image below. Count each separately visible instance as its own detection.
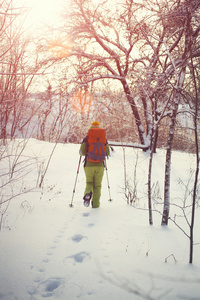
[48,35,73,59]
[70,90,93,114]
[29,0,60,23]
[18,0,65,28]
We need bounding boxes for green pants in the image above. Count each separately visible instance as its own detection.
[84,165,104,208]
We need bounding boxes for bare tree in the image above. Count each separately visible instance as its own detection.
[58,0,199,149]
[58,0,159,148]
[161,0,200,225]
[188,58,199,263]
[0,1,48,141]
[0,1,61,229]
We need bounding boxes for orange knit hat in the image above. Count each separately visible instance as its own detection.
[91,121,100,127]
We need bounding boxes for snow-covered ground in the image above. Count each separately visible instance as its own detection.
[0,139,200,300]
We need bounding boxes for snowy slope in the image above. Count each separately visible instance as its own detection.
[0,140,200,300]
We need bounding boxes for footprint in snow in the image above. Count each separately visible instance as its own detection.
[65,251,91,264]
[42,258,50,263]
[38,267,45,273]
[32,277,65,298]
[53,239,59,244]
[71,234,87,243]
[82,212,90,217]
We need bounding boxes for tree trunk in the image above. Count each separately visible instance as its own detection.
[189,57,199,264]
[121,79,148,147]
[161,148,171,225]
[161,68,186,226]
[152,126,159,153]
[189,139,199,264]
[148,146,154,225]
[151,108,159,153]
[161,5,192,225]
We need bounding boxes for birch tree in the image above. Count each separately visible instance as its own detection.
[189,59,199,264]
[161,0,200,225]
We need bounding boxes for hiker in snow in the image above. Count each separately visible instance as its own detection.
[79,121,110,208]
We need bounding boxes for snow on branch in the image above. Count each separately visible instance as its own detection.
[108,141,149,150]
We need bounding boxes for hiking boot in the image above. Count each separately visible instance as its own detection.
[83,192,92,207]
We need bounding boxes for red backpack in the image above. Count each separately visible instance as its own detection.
[87,128,107,162]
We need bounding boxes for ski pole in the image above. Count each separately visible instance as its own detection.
[70,155,82,207]
[104,158,113,202]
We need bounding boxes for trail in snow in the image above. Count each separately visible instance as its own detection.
[0,141,200,300]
